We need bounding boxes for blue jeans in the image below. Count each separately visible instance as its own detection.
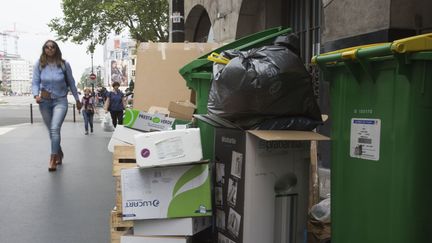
[39,97,68,154]
[82,110,94,131]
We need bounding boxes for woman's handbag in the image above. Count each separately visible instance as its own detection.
[40,89,51,99]
[86,107,95,114]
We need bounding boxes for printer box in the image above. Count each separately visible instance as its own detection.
[124,108,176,132]
[134,128,203,168]
[195,115,329,243]
[133,217,211,236]
[121,163,211,220]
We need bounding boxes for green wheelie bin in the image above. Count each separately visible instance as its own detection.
[179,26,292,160]
[312,33,432,242]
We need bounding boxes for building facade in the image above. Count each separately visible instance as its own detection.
[103,35,136,90]
[0,58,32,95]
[182,0,432,168]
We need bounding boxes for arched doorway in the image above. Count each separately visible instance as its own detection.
[184,5,212,42]
[236,0,265,39]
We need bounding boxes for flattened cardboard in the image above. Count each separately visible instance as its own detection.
[194,114,330,141]
[248,130,330,141]
[134,42,220,112]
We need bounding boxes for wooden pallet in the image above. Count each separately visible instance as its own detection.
[115,176,122,210]
[111,207,133,228]
[110,226,131,243]
[112,145,137,177]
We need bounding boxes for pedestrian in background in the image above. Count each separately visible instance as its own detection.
[104,81,126,128]
[79,88,96,135]
[32,40,82,172]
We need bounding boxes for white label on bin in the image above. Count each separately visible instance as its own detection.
[350,118,381,161]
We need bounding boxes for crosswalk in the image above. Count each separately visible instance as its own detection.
[0,123,29,136]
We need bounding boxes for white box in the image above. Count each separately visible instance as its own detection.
[108,125,144,152]
[121,163,211,220]
[134,128,203,168]
[124,108,175,132]
[134,217,211,236]
[121,231,191,243]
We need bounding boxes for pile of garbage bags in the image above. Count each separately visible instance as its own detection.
[208,34,322,130]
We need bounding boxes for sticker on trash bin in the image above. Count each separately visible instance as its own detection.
[350,118,381,161]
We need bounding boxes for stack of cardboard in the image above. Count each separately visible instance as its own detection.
[108,113,178,243]
[118,128,212,243]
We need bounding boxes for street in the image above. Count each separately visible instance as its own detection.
[0,95,84,127]
[0,95,114,243]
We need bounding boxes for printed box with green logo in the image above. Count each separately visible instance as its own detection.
[121,163,212,220]
[123,108,176,132]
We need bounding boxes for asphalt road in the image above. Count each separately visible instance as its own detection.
[0,95,115,243]
[0,95,88,127]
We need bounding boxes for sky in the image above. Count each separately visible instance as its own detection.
[0,0,104,80]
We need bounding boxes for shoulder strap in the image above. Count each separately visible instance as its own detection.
[62,61,69,87]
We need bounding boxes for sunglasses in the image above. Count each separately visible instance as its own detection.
[44,44,56,50]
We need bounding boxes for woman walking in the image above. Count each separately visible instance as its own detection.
[80,88,96,135]
[32,40,81,172]
[104,81,126,128]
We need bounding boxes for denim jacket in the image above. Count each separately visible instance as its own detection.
[32,60,80,101]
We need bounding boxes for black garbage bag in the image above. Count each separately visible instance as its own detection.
[208,34,322,129]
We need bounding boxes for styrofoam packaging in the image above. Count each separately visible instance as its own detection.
[121,230,191,243]
[134,128,203,168]
[108,125,144,152]
[121,164,211,220]
[134,217,211,236]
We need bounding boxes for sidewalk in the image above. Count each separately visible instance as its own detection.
[0,120,115,243]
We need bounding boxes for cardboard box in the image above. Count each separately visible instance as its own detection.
[168,101,196,121]
[133,217,211,236]
[133,42,220,112]
[108,125,144,152]
[134,128,203,168]
[196,115,329,243]
[148,106,170,116]
[121,230,191,243]
[123,108,176,132]
[121,163,211,220]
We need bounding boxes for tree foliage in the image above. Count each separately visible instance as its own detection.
[49,0,169,52]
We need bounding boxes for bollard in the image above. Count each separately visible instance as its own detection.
[73,104,76,122]
[30,103,33,124]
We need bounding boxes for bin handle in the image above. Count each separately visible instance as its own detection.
[312,33,432,65]
[207,52,230,65]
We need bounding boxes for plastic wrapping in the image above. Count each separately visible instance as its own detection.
[101,113,115,132]
[208,34,322,130]
[309,198,331,223]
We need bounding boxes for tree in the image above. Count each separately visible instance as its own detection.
[48,0,169,52]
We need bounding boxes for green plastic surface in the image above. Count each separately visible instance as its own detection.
[315,40,432,242]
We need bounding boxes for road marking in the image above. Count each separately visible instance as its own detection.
[0,127,15,136]
[0,123,30,136]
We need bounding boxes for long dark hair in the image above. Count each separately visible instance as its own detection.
[39,40,65,68]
